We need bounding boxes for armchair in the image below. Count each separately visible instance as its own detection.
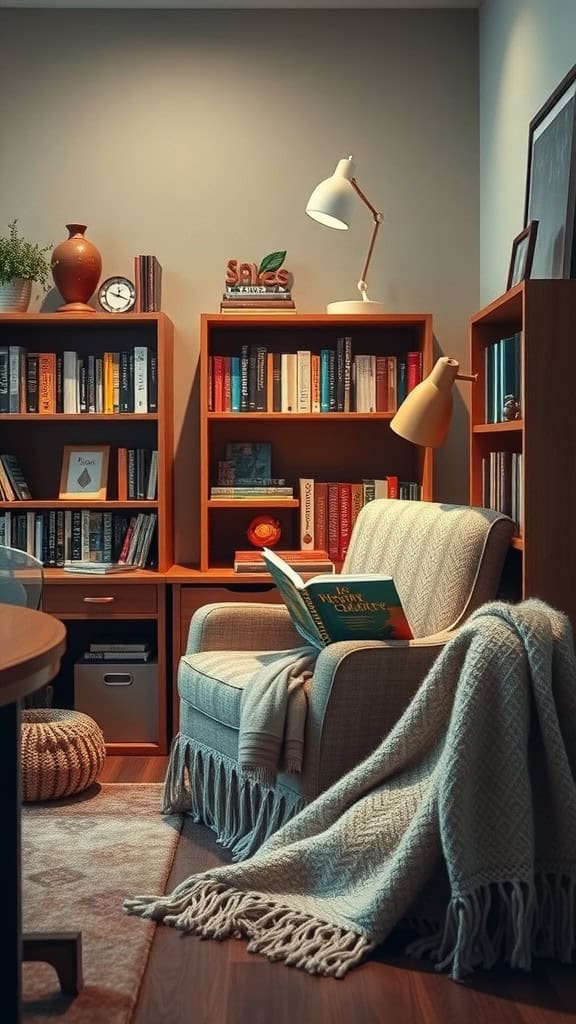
[167,500,514,859]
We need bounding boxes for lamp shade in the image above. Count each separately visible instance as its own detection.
[390,357,460,448]
[305,157,356,230]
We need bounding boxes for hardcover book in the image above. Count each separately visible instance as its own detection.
[261,547,413,649]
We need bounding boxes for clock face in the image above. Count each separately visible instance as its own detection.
[98,276,136,313]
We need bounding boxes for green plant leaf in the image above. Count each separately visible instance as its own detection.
[258,251,286,275]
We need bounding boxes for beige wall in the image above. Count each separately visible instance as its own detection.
[0,9,478,564]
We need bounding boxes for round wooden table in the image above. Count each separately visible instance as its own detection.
[0,604,66,1024]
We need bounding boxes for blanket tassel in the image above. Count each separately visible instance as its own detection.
[124,878,373,978]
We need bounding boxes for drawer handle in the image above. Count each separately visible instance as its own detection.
[83,596,116,604]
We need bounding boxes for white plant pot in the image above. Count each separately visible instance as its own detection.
[0,278,32,313]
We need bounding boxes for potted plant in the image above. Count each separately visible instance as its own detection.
[0,220,52,312]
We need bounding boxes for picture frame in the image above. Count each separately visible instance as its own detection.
[506,220,538,291]
[524,64,576,279]
[59,445,110,501]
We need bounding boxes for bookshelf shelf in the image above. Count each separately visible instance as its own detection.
[0,500,159,510]
[0,413,159,422]
[472,420,523,434]
[207,412,395,421]
[0,310,174,756]
[470,280,576,624]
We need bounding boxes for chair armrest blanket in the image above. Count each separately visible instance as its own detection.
[301,631,453,799]
[187,602,303,654]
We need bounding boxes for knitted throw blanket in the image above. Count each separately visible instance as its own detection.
[125,601,576,980]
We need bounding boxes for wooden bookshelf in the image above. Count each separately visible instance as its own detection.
[469,280,576,624]
[0,311,174,754]
[199,312,433,572]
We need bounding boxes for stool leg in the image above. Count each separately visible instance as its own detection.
[23,932,83,997]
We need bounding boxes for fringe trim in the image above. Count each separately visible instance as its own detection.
[123,877,374,978]
[406,875,576,980]
[161,733,305,861]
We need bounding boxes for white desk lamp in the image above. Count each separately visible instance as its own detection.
[306,155,385,314]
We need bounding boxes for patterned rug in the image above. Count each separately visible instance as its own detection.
[22,783,181,1023]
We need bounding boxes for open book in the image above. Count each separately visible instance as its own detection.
[261,548,413,649]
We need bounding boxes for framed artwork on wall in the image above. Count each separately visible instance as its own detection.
[524,64,576,279]
[506,220,538,291]
[59,445,110,500]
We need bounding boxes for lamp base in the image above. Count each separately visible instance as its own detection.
[326,299,386,314]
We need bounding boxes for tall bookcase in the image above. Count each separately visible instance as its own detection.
[198,312,433,573]
[469,280,576,624]
[0,312,174,754]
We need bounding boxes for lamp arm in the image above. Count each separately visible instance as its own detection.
[456,373,478,382]
[351,177,383,301]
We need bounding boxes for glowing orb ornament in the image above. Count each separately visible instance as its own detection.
[246,515,282,548]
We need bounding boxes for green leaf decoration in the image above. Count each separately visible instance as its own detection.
[258,251,286,275]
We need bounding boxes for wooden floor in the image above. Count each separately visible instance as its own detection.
[101,757,576,1024]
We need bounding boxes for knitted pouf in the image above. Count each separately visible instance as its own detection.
[21,708,106,802]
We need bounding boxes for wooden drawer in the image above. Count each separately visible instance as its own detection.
[44,583,158,619]
[180,584,281,653]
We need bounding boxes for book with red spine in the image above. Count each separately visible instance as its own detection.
[222,356,231,412]
[386,475,399,499]
[117,448,128,501]
[118,516,136,563]
[327,483,340,562]
[213,355,224,412]
[338,483,352,561]
[407,351,423,392]
[311,354,321,413]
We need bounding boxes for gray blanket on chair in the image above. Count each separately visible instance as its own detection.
[126,601,576,980]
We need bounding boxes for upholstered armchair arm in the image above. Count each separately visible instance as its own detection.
[187,602,303,654]
[301,631,453,798]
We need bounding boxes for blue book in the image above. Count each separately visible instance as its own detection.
[230,357,241,411]
[497,335,521,422]
[320,350,330,412]
[224,442,271,481]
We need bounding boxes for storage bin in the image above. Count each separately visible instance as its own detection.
[74,660,158,743]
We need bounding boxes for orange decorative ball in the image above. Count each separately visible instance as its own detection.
[246,515,282,548]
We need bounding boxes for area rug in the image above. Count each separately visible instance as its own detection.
[22,783,181,1024]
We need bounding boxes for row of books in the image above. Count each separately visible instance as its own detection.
[485,333,522,424]
[0,346,157,414]
[118,448,158,501]
[208,344,423,414]
[481,451,523,530]
[0,510,157,567]
[0,453,31,501]
[298,477,421,562]
[134,255,162,313]
[80,640,153,662]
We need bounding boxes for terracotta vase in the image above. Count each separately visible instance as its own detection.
[51,224,102,313]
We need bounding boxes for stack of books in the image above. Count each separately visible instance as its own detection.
[80,639,153,661]
[134,255,162,312]
[117,448,158,501]
[0,509,158,568]
[0,454,31,500]
[234,549,334,574]
[220,285,295,313]
[210,441,293,499]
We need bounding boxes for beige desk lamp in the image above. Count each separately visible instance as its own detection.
[390,357,477,447]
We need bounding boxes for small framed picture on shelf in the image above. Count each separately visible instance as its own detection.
[59,445,110,501]
[506,220,538,291]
